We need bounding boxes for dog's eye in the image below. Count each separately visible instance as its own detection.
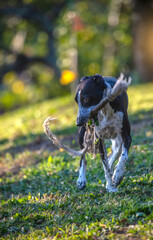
[82,97,89,103]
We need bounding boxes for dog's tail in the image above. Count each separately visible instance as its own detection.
[43,117,87,157]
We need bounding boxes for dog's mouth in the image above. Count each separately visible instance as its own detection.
[76,106,94,126]
[76,115,89,126]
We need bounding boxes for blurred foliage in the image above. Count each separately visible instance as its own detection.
[0,0,134,112]
[56,1,133,76]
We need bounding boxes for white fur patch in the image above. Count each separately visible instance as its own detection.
[103,165,118,192]
[95,103,123,139]
[112,146,128,187]
[77,156,87,189]
[108,135,123,170]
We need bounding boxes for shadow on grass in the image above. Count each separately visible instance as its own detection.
[129,108,153,123]
[0,125,77,156]
[0,138,8,146]
[0,125,78,179]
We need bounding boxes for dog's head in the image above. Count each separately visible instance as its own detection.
[75,74,107,126]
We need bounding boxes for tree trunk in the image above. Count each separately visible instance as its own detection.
[133,0,153,82]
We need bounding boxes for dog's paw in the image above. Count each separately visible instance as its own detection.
[106,184,118,193]
[77,180,86,190]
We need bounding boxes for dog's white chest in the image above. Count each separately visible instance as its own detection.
[95,103,123,139]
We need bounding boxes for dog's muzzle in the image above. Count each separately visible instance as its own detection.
[76,106,94,126]
[76,115,89,126]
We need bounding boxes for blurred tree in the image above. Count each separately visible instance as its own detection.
[133,0,153,82]
[102,0,122,76]
[57,0,132,78]
[0,1,69,82]
[0,0,72,111]
[0,0,135,112]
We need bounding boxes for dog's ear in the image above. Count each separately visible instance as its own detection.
[92,74,107,88]
[79,76,90,83]
[80,76,86,83]
[75,92,78,103]
[75,76,88,102]
[75,88,79,103]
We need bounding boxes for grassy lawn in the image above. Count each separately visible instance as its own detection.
[0,83,153,239]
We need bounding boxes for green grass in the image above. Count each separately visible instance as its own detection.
[0,83,153,239]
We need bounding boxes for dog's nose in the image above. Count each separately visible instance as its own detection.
[76,117,82,126]
[76,116,88,126]
[76,117,84,126]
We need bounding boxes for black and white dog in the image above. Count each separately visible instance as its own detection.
[75,74,131,192]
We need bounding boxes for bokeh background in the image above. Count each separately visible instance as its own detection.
[0,0,153,113]
[0,1,153,239]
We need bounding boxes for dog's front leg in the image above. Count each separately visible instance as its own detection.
[113,134,131,187]
[77,126,87,190]
[99,139,118,192]
[108,136,122,173]
[77,155,87,190]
